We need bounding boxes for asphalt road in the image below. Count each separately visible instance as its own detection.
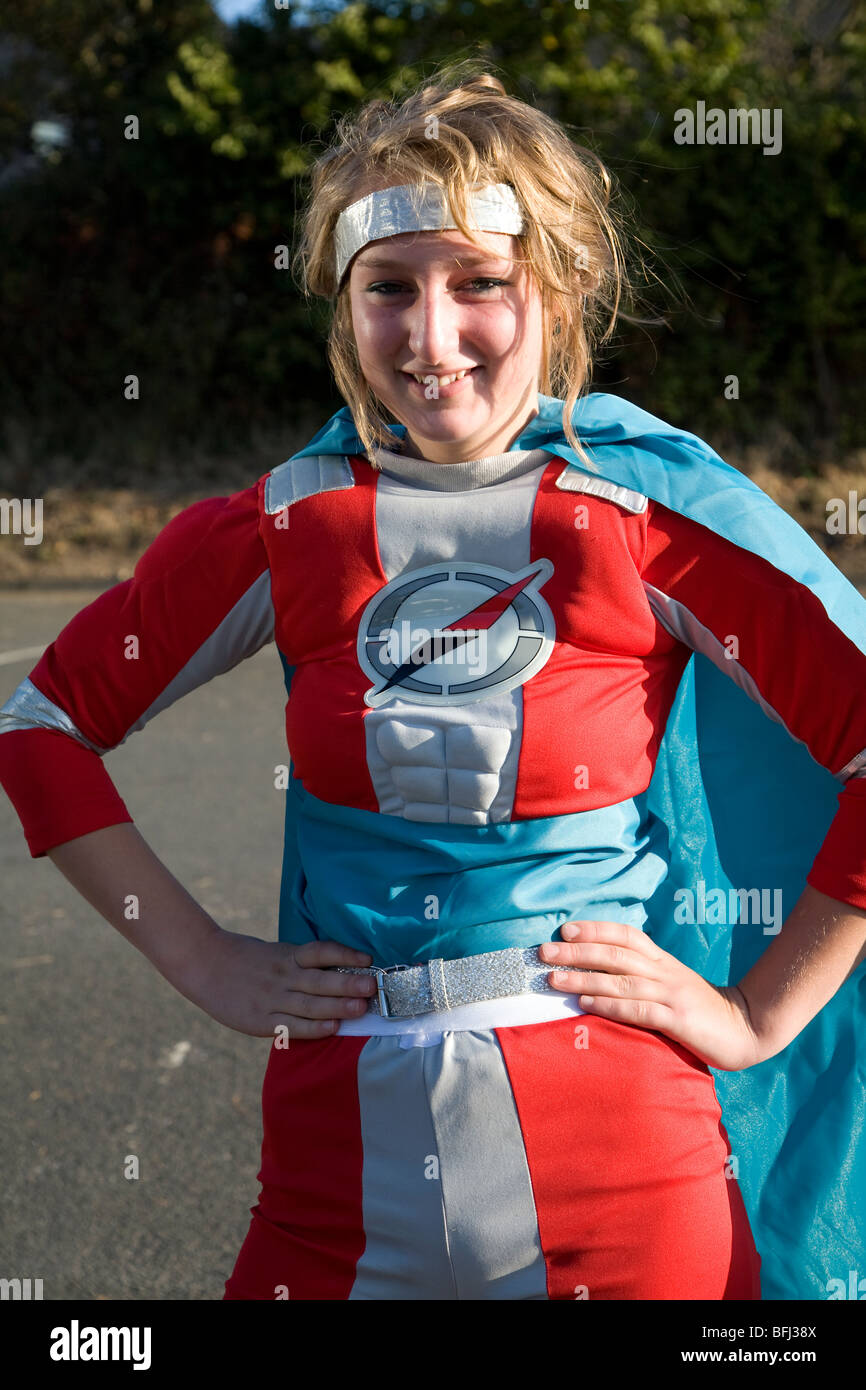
[0,588,288,1300]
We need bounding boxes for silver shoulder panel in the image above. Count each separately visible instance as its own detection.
[264,454,356,516]
[555,462,647,515]
[0,676,109,753]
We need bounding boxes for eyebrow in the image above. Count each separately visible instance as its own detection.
[357,252,511,270]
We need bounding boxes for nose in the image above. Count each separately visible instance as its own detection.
[406,284,461,367]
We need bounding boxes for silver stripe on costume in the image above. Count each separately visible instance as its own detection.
[349,1039,458,1299]
[0,676,109,753]
[264,454,355,516]
[555,462,647,515]
[334,182,525,286]
[0,575,274,755]
[428,1032,548,1300]
[116,571,275,745]
[838,746,866,780]
[367,462,547,824]
[644,580,828,765]
[349,1032,548,1300]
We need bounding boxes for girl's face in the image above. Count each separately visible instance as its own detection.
[348,227,545,462]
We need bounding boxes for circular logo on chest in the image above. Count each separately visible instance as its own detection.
[357,558,556,707]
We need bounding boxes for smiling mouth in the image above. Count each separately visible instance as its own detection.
[400,369,480,386]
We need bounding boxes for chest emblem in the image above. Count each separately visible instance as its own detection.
[357,558,555,707]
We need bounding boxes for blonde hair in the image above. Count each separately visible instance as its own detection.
[293,58,646,466]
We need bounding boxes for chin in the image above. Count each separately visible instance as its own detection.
[372,383,491,440]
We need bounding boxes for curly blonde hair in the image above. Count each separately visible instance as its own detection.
[293,58,643,466]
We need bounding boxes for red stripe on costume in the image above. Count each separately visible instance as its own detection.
[643,500,866,909]
[808,774,866,910]
[495,1014,761,1300]
[513,462,689,819]
[642,501,866,783]
[0,729,133,858]
[26,486,268,751]
[262,458,385,812]
[224,1035,368,1300]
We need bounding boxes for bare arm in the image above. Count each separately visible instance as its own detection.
[733,882,866,1059]
[47,822,223,988]
[46,822,376,1037]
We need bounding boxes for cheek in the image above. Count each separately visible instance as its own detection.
[481,308,537,366]
[352,314,396,372]
[347,296,373,345]
[486,338,533,381]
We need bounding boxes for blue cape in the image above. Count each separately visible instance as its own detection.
[276,391,866,1300]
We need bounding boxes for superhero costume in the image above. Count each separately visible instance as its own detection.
[1,391,864,1299]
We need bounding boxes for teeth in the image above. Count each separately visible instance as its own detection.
[412,369,473,386]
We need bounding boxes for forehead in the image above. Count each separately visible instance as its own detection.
[353,228,518,272]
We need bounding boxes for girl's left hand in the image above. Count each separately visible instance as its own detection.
[540,920,764,1071]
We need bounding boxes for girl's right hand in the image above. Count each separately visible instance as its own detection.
[177,925,377,1038]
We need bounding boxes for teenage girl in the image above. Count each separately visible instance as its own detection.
[2,65,865,1300]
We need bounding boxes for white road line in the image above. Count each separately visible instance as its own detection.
[159,1041,192,1069]
[0,645,46,667]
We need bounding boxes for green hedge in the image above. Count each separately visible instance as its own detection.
[1,0,863,483]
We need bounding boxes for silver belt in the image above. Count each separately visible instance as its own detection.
[335,944,574,1020]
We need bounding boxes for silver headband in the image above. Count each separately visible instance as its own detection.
[334,181,525,287]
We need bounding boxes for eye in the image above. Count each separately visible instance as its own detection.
[465,278,512,291]
[364,278,512,295]
[363,283,409,296]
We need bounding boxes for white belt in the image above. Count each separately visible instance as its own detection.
[337,989,585,1042]
[335,943,580,1019]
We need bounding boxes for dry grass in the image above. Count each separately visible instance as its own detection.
[0,419,318,588]
[1,444,865,590]
[741,451,866,591]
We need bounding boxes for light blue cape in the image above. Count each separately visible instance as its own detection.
[277,391,866,1300]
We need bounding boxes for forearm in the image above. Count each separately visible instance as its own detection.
[46,822,222,990]
[735,883,866,1059]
